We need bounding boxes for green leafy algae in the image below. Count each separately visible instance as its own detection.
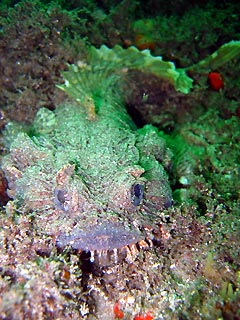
[58,40,240,111]
[188,40,240,71]
[57,44,193,102]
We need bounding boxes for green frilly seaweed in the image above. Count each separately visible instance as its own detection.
[57,40,240,115]
[188,40,240,71]
[57,44,193,101]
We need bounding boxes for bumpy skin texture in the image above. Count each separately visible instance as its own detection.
[2,98,172,255]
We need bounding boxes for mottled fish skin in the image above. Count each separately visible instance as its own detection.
[2,101,172,257]
[2,47,173,261]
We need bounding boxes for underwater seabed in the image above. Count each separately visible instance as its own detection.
[0,1,240,319]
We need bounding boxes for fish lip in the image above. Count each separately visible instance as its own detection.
[56,222,145,268]
[56,222,144,252]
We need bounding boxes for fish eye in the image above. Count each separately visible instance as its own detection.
[54,189,69,211]
[131,183,144,206]
[56,190,66,203]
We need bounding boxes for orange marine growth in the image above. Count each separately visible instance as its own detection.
[134,311,154,320]
[114,303,124,319]
[208,71,224,91]
[134,34,156,51]
[144,312,154,320]
[134,316,145,320]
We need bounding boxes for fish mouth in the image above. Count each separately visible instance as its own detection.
[55,221,149,270]
[56,222,143,251]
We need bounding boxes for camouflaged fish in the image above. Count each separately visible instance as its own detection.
[2,42,239,266]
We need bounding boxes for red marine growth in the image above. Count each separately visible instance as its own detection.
[134,311,154,320]
[208,71,224,91]
[114,303,124,319]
